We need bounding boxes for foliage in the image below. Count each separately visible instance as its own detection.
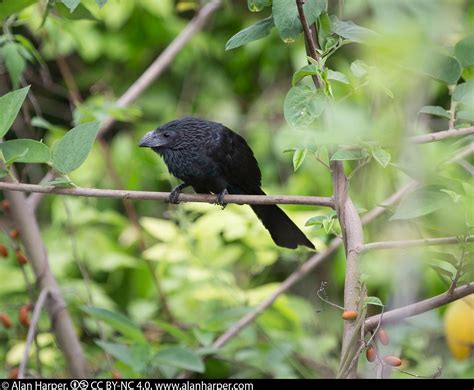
[0,0,473,379]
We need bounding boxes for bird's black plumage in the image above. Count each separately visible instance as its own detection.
[139,117,314,250]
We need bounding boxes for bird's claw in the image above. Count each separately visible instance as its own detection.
[216,189,228,209]
[168,189,181,204]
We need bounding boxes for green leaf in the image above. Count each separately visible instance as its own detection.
[429,251,459,268]
[95,341,149,373]
[322,217,335,234]
[272,0,326,43]
[293,148,307,171]
[350,60,370,78]
[82,306,146,343]
[153,347,205,373]
[0,86,30,138]
[52,121,100,174]
[429,265,454,279]
[292,64,318,86]
[331,149,369,161]
[0,43,26,89]
[0,140,50,163]
[364,296,384,307]
[372,148,391,168]
[330,16,376,43]
[56,3,97,20]
[453,80,474,102]
[327,70,349,84]
[317,11,333,49]
[0,0,36,19]
[225,17,274,50]
[455,35,474,68]
[461,262,474,276]
[60,0,80,12]
[390,187,451,221]
[153,319,194,344]
[305,215,326,227]
[0,168,8,179]
[426,54,462,85]
[456,110,474,122]
[284,85,326,128]
[247,0,271,12]
[418,106,451,119]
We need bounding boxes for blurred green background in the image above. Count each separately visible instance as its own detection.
[0,0,473,379]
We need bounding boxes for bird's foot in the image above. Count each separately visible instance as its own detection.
[169,183,189,204]
[216,188,228,209]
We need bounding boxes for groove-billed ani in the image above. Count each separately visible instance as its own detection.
[139,117,314,250]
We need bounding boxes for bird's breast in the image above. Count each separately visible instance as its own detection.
[162,149,220,184]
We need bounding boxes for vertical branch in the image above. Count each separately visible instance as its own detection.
[4,178,87,377]
[297,0,364,378]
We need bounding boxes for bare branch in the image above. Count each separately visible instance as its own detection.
[4,180,87,377]
[409,126,474,144]
[19,289,50,379]
[0,181,335,208]
[340,126,474,150]
[364,283,474,331]
[360,236,474,252]
[98,0,221,137]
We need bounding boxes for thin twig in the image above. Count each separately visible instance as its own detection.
[360,236,474,252]
[447,243,467,295]
[340,126,474,150]
[364,283,474,331]
[98,0,221,137]
[296,0,323,88]
[19,288,50,379]
[63,200,114,371]
[409,126,474,144]
[0,181,335,207]
[27,170,56,211]
[316,281,345,311]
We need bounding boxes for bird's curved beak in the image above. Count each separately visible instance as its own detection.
[139,131,159,147]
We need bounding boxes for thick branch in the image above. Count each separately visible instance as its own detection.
[331,160,363,379]
[98,0,221,137]
[4,185,86,377]
[0,182,335,208]
[409,126,474,144]
[365,283,474,331]
[361,236,474,252]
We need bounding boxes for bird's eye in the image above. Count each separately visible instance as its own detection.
[163,132,170,138]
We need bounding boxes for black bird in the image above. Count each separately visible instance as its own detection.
[139,117,314,250]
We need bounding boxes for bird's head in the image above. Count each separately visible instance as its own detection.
[139,117,210,151]
[138,121,182,151]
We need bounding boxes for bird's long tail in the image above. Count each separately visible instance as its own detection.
[247,188,315,250]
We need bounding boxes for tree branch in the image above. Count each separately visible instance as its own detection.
[4,181,86,377]
[364,283,474,331]
[98,0,221,137]
[296,0,323,88]
[409,126,474,144]
[19,288,50,379]
[360,236,474,252]
[0,181,335,208]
